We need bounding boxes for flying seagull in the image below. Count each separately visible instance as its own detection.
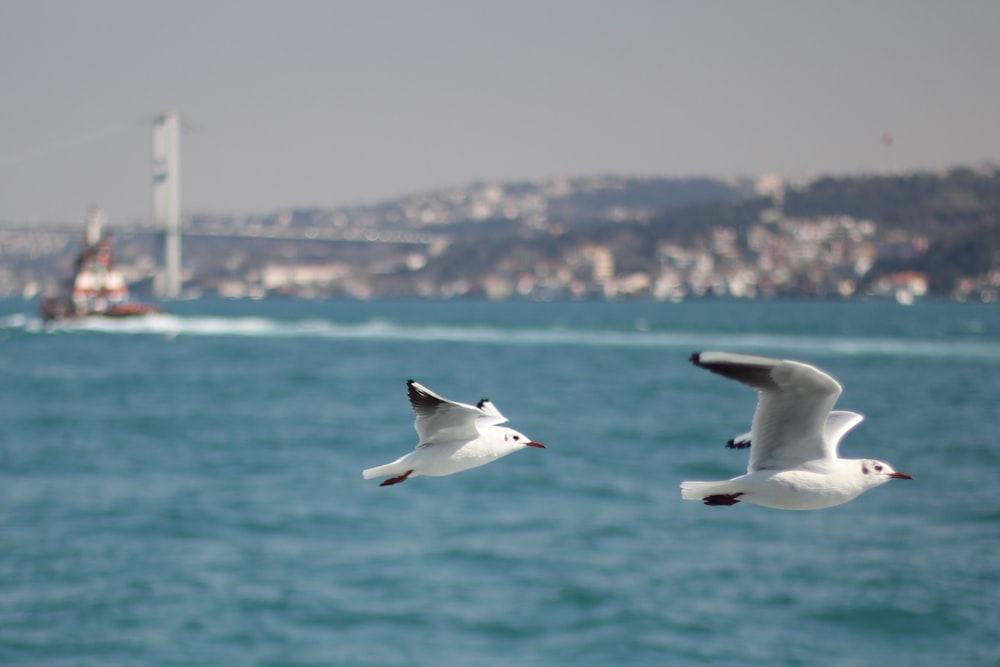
[363,380,545,486]
[682,352,911,510]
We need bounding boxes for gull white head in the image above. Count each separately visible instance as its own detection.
[495,426,546,452]
[859,458,912,488]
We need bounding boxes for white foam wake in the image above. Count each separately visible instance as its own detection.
[1,311,997,360]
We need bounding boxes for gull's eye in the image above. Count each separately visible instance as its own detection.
[513,435,520,441]
[874,464,884,472]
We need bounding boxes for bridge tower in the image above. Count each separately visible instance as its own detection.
[153,111,182,298]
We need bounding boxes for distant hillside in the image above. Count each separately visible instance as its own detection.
[784,167,1000,228]
[5,168,1000,301]
[782,167,1000,294]
[400,166,1000,299]
[279,176,747,231]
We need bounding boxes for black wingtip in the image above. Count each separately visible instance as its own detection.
[726,438,751,450]
[689,352,703,366]
[406,379,424,405]
[407,379,446,414]
[476,398,490,409]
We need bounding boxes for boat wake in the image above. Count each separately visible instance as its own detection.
[1,311,997,361]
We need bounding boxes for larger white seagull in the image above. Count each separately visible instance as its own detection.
[363,380,545,486]
[682,352,911,510]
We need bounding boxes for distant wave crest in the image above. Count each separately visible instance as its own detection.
[1,311,996,360]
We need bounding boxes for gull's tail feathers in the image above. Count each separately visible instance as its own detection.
[680,479,739,500]
[363,461,409,480]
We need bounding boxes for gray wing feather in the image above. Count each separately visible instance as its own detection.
[692,352,844,471]
[726,411,863,453]
[823,410,864,454]
[407,380,506,447]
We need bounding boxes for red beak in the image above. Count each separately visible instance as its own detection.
[526,441,546,448]
[888,472,912,480]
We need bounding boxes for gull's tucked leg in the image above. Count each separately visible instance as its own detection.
[379,470,414,487]
[703,492,744,506]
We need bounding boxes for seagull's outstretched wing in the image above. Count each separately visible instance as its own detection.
[407,380,507,446]
[726,410,863,452]
[691,352,843,471]
[474,397,508,427]
[727,431,753,449]
[822,410,864,453]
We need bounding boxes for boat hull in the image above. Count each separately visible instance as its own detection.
[40,297,162,322]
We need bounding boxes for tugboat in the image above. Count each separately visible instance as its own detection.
[40,206,162,322]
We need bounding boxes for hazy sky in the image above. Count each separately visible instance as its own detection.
[2,1,998,224]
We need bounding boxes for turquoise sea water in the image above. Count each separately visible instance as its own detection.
[1,298,998,667]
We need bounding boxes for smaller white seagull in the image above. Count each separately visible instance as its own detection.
[682,351,911,510]
[363,380,545,486]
